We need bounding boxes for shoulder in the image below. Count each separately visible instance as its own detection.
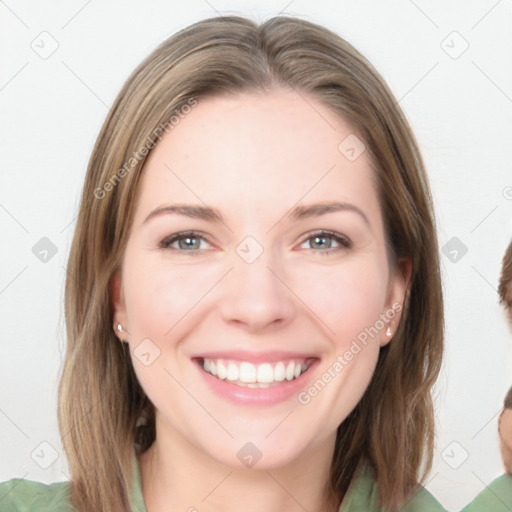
[460,473,512,512]
[400,484,448,512]
[340,464,447,511]
[0,477,71,512]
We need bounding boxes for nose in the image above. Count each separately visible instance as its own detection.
[219,245,297,333]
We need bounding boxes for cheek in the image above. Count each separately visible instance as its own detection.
[122,258,212,412]
[124,256,215,340]
[502,416,512,445]
[292,256,388,344]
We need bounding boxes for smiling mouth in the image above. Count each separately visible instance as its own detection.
[194,357,316,388]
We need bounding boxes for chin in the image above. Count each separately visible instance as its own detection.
[204,436,311,471]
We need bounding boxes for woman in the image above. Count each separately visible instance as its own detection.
[0,15,445,512]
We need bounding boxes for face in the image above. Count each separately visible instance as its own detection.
[499,408,512,473]
[111,89,410,469]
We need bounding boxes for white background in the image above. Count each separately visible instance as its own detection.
[1,1,511,510]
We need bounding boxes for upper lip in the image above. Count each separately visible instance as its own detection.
[192,350,318,364]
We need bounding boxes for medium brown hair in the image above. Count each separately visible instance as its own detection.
[499,240,512,324]
[504,386,512,410]
[58,15,444,512]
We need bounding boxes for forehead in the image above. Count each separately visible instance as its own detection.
[133,89,381,229]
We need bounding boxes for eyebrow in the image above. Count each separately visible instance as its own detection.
[143,201,370,228]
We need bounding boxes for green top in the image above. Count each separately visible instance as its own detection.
[0,455,448,511]
[459,473,512,512]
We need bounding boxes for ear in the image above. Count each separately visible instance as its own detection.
[110,268,128,340]
[379,256,412,347]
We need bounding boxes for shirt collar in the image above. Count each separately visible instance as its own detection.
[130,451,148,512]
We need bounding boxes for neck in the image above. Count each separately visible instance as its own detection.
[138,421,340,512]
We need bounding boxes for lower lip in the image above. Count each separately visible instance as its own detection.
[193,358,320,406]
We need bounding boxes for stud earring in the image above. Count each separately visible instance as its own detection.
[116,323,123,332]
[386,326,392,337]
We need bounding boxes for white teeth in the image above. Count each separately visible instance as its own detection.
[257,363,274,383]
[217,361,227,380]
[201,358,312,385]
[274,362,285,382]
[238,362,256,383]
[226,363,238,381]
[285,361,295,381]
[247,382,271,388]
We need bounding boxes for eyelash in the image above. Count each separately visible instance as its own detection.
[158,230,352,256]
